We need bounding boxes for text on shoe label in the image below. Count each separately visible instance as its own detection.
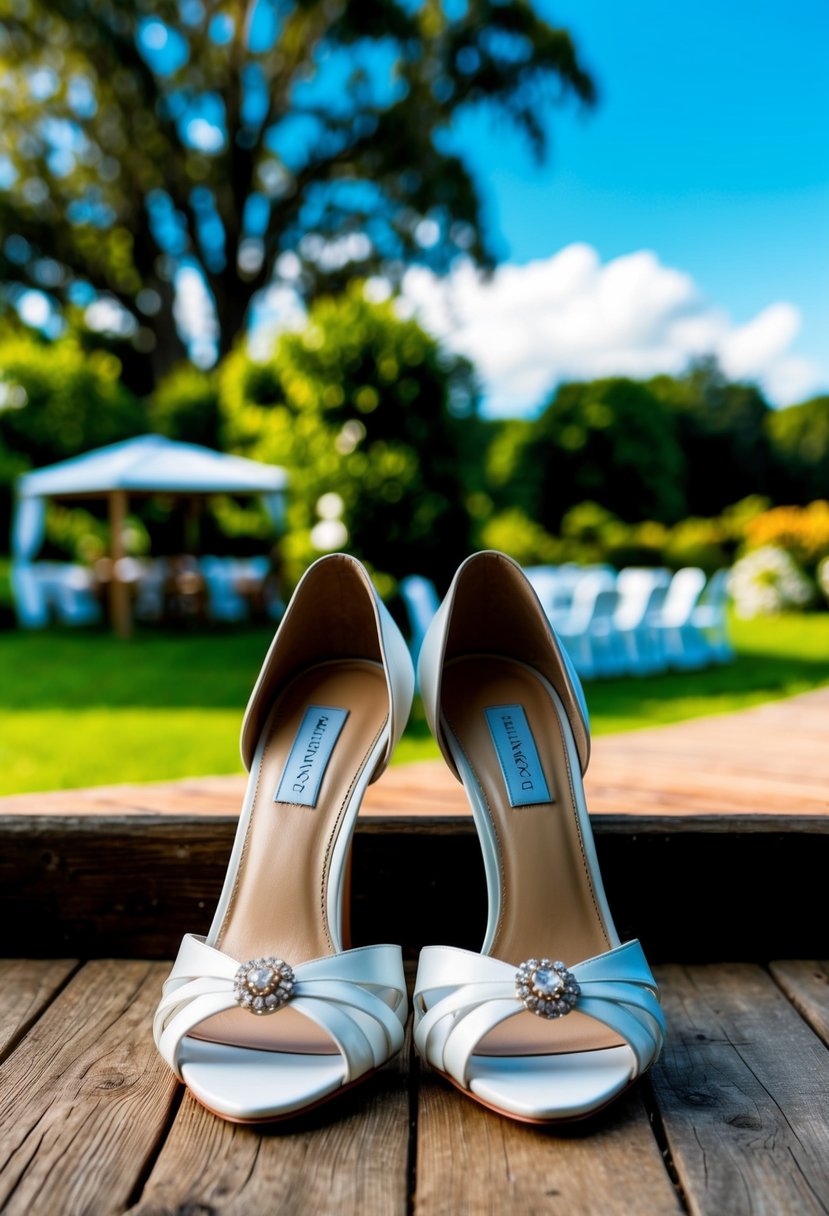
[484,704,553,807]
[274,705,349,807]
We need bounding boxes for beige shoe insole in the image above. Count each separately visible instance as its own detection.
[193,659,388,1054]
[442,655,623,1057]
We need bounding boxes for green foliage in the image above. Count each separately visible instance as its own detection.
[766,396,829,503]
[662,517,729,573]
[0,331,142,466]
[648,359,775,515]
[479,496,784,576]
[498,378,686,530]
[219,285,478,587]
[0,329,142,543]
[147,364,221,448]
[480,507,564,567]
[0,0,594,383]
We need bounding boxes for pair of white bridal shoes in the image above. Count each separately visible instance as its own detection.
[153,551,664,1124]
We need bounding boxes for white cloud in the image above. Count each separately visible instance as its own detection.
[401,245,824,414]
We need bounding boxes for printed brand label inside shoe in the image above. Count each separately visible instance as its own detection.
[274,705,349,807]
[484,704,553,807]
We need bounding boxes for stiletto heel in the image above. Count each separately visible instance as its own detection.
[153,553,415,1122]
[413,551,665,1123]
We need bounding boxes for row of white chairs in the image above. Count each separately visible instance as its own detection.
[11,556,283,628]
[400,565,733,681]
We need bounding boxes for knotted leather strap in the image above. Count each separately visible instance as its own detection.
[154,935,407,1084]
[414,940,665,1088]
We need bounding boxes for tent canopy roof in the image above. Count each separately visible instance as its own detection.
[18,434,288,499]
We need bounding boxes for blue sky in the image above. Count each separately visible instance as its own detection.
[438,0,828,407]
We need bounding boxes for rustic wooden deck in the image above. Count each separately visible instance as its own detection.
[2,688,829,1213]
[1,957,829,1214]
[2,687,828,962]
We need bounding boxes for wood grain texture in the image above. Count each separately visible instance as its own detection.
[129,1039,411,1216]
[0,960,177,1216]
[414,1063,681,1215]
[651,963,829,1216]
[0,958,77,1061]
[769,960,829,1046]
[3,816,828,962]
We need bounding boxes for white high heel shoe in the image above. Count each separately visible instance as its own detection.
[413,551,665,1123]
[153,553,414,1122]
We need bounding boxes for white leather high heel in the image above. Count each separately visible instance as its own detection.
[414,551,665,1123]
[154,554,414,1122]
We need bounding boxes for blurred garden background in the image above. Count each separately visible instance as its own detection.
[0,0,827,794]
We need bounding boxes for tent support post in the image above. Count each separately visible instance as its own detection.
[185,495,201,553]
[108,490,131,639]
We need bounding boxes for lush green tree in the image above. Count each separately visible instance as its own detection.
[493,377,686,531]
[0,0,594,385]
[148,363,220,448]
[648,358,775,515]
[0,329,142,544]
[766,395,829,503]
[0,331,142,467]
[219,283,479,587]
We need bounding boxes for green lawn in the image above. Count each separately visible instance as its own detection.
[0,614,827,794]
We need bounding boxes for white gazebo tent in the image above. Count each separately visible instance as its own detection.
[13,434,288,637]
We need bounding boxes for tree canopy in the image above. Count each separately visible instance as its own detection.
[218,282,480,585]
[766,395,829,503]
[489,377,687,530]
[648,359,775,515]
[0,0,594,385]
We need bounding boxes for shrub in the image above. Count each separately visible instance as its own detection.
[743,502,829,573]
[663,518,729,575]
[479,508,564,567]
[508,378,686,530]
[219,284,479,588]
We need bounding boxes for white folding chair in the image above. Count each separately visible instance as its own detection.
[614,569,671,676]
[524,566,561,616]
[557,570,624,679]
[692,569,734,663]
[659,568,708,670]
[52,564,102,627]
[134,559,168,622]
[201,556,248,622]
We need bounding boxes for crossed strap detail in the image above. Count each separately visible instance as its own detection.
[413,940,665,1088]
[154,935,408,1084]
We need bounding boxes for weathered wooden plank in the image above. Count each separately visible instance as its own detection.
[129,1036,411,1216]
[650,964,829,1216]
[770,960,829,1046]
[3,816,827,961]
[0,960,177,1216]
[0,959,77,1061]
[414,1062,681,1215]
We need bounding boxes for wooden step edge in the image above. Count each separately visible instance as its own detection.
[2,811,828,837]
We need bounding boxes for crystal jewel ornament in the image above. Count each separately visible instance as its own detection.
[233,957,296,1015]
[515,957,580,1019]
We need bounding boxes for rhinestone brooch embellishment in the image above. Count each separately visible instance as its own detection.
[233,957,296,1015]
[515,958,580,1019]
